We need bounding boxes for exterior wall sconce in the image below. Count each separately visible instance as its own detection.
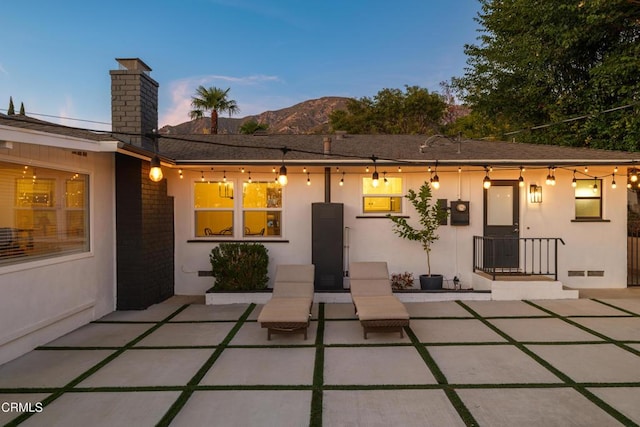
[529,184,542,203]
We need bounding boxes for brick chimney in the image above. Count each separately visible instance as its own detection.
[110,58,158,150]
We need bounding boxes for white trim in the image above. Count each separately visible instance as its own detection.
[0,125,119,152]
[0,300,95,346]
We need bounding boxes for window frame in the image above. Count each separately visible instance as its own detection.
[574,179,603,220]
[192,177,284,239]
[360,175,404,215]
[0,159,90,268]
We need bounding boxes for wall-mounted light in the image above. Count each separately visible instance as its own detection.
[529,184,542,203]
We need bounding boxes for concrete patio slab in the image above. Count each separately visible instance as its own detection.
[428,345,560,384]
[324,346,436,385]
[488,318,604,342]
[77,349,212,388]
[405,301,473,318]
[323,303,357,319]
[200,347,315,385]
[229,320,317,345]
[526,344,640,382]
[588,387,640,425]
[323,319,411,344]
[410,319,507,343]
[596,298,640,314]
[532,299,631,316]
[20,391,180,427]
[0,393,49,425]
[97,303,183,322]
[169,303,249,322]
[134,322,234,347]
[323,389,465,427]
[0,350,113,388]
[571,317,640,341]
[457,387,621,427]
[463,300,551,317]
[42,323,152,348]
[169,390,312,427]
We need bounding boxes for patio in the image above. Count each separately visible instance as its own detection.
[1,294,640,426]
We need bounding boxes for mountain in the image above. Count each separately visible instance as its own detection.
[159,96,350,135]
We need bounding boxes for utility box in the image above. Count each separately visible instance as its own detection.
[312,203,344,290]
[450,200,470,226]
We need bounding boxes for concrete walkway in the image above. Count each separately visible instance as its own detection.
[1,297,640,426]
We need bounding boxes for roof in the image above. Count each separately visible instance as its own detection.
[157,133,640,166]
[0,113,114,142]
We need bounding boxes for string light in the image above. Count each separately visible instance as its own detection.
[248,171,252,183]
[340,172,345,186]
[200,171,205,182]
[306,172,311,186]
[371,156,379,188]
[612,173,617,189]
[518,166,524,187]
[179,169,183,179]
[572,170,577,188]
[483,167,491,189]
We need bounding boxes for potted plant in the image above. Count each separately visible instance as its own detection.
[387,181,448,290]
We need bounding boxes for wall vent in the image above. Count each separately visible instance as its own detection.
[567,270,585,277]
[587,270,605,277]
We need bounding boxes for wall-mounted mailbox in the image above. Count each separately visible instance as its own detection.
[450,200,470,226]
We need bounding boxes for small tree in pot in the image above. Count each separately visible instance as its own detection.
[387,181,448,289]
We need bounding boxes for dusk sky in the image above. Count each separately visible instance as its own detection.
[1,0,481,130]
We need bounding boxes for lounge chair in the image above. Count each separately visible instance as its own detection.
[349,262,410,339]
[257,264,315,340]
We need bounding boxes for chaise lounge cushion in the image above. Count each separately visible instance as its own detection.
[257,297,312,324]
[354,296,410,321]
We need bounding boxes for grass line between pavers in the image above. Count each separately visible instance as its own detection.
[460,300,639,427]
[155,303,256,427]
[309,303,325,427]
[524,300,640,357]
[5,303,191,427]
[591,299,640,317]
[405,326,479,427]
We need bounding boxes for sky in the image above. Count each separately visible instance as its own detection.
[0,0,482,131]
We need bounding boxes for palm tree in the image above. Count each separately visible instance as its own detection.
[189,86,239,134]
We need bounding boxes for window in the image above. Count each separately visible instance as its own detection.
[574,179,602,219]
[0,161,89,266]
[193,180,283,238]
[362,176,403,214]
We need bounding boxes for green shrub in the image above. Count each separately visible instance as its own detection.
[209,243,269,290]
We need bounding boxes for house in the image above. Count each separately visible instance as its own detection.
[1,57,638,364]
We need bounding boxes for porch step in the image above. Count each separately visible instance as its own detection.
[491,280,578,300]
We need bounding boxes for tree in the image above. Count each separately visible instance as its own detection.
[19,102,25,115]
[452,0,640,150]
[189,86,239,134]
[7,97,15,115]
[329,85,447,134]
[239,120,269,134]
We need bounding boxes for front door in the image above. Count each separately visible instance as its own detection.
[483,180,520,270]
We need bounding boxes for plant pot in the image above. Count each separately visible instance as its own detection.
[419,274,443,290]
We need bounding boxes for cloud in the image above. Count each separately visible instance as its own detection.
[159,74,282,127]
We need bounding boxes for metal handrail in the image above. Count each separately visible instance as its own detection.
[473,236,565,280]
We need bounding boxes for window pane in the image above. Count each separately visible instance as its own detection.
[242,181,282,208]
[575,180,600,197]
[487,186,513,226]
[363,196,402,213]
[363,177,402,195]
[195,211,233,236]
[194,182,234,208]
[244,211,281,236]
[0,161,89,266]
[575,199,601,218]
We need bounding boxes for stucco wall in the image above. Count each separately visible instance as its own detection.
[0,143,116,365]
[170,165,627,295]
